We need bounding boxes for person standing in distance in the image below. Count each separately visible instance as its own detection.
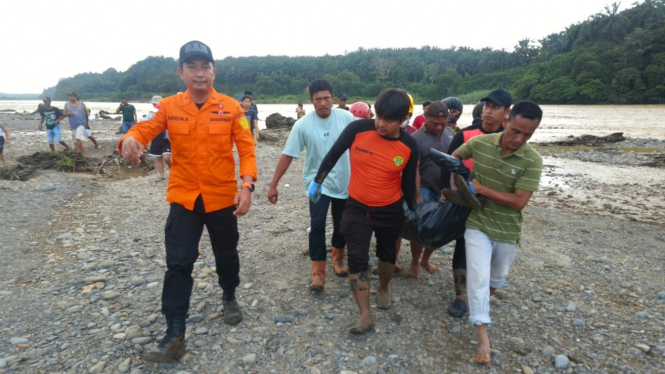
[145,95,171,182]
[63,92,91,156]
[118,40,257,363]
[244,90,258,114]
[38,97,70,151]
[442,97,464,133]
[117,98,137,134]
[296,102,306,119]
[268,79,355,291]
[411,101,430,130]
[240,95,259,143]
[337,92,349,110]
[0,122,8,167]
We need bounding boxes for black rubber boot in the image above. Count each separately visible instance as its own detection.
[223,299,243,325]
[448,269,469,318]
[448,298,469,318]
[142,316,186,363]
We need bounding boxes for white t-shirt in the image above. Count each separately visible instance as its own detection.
[282,108,355,199]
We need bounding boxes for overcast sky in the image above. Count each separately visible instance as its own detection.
[2,0,631,94]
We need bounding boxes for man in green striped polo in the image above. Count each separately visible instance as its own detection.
[451,100,543,365]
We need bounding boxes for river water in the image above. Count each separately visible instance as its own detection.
[1,100,664,142]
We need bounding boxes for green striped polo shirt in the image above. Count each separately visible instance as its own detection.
[458,133,542,243]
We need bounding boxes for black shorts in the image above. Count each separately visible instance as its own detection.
[149,135,171,157]
[340,197,405,273]
[0,136,4,154]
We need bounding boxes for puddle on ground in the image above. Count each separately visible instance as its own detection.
[542,156,665,185]
[533,155,665,226]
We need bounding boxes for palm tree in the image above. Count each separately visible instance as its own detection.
[631,0,665,28]
[513,38,538,66]
[597,2,630,39]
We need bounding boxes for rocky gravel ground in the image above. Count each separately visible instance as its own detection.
[0,115,664,374]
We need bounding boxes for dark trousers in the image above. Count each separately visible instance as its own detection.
[452,236,467,271]
[340,198,404,274]
[309,194,347,261]
[162,195,239,317]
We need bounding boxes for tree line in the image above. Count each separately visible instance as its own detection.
[46,1,665,104]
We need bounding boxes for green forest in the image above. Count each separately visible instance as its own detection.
[46,1,665,104]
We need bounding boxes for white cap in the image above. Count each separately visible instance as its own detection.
[150,95,163,105]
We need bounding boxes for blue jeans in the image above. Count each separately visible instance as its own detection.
[420,186,440,202]
[308,194,347,261]
[46,126,62,144]
[122,121,135,134]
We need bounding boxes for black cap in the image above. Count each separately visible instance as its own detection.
[67,92,78,98]
[338,92,348,99]
[425,101,449,118]
[481,89,512,107]
[43,96,51,101]
[179,40,214,64]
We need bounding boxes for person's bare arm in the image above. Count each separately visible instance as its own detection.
[267,155,294,204]
[82,103,90,128]
[38,116,45,130]
[133,107,137,123]
[470,182,534,211]
[63,104,71,117]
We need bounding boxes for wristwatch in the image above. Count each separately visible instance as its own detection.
[241,182,255,193]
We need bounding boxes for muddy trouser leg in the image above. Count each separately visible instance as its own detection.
[373,201,404,265]
[340,199,374,274]
[452,234,467,296]
[162,197,205,318]
[309,194,332,261]
[204,205,240,302]
[330,197,347,250]
[343,202,373,332]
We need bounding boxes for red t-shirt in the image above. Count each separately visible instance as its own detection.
[412,115,426,130]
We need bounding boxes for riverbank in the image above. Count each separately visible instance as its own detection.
[0,113,663,374]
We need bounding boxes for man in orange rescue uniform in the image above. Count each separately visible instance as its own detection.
[118,41,257,363]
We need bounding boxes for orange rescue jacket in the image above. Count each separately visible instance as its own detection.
[118,89,257,212]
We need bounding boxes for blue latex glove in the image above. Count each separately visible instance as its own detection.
[406,209,416,221]
[468,183,475,195]
[308,182,322,203]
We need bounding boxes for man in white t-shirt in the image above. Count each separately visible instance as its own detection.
[268,79,355,292]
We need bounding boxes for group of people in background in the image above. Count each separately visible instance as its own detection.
[35,93,100,157]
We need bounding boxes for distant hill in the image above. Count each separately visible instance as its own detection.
[0,93,41,100]
[46,1,665,104]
